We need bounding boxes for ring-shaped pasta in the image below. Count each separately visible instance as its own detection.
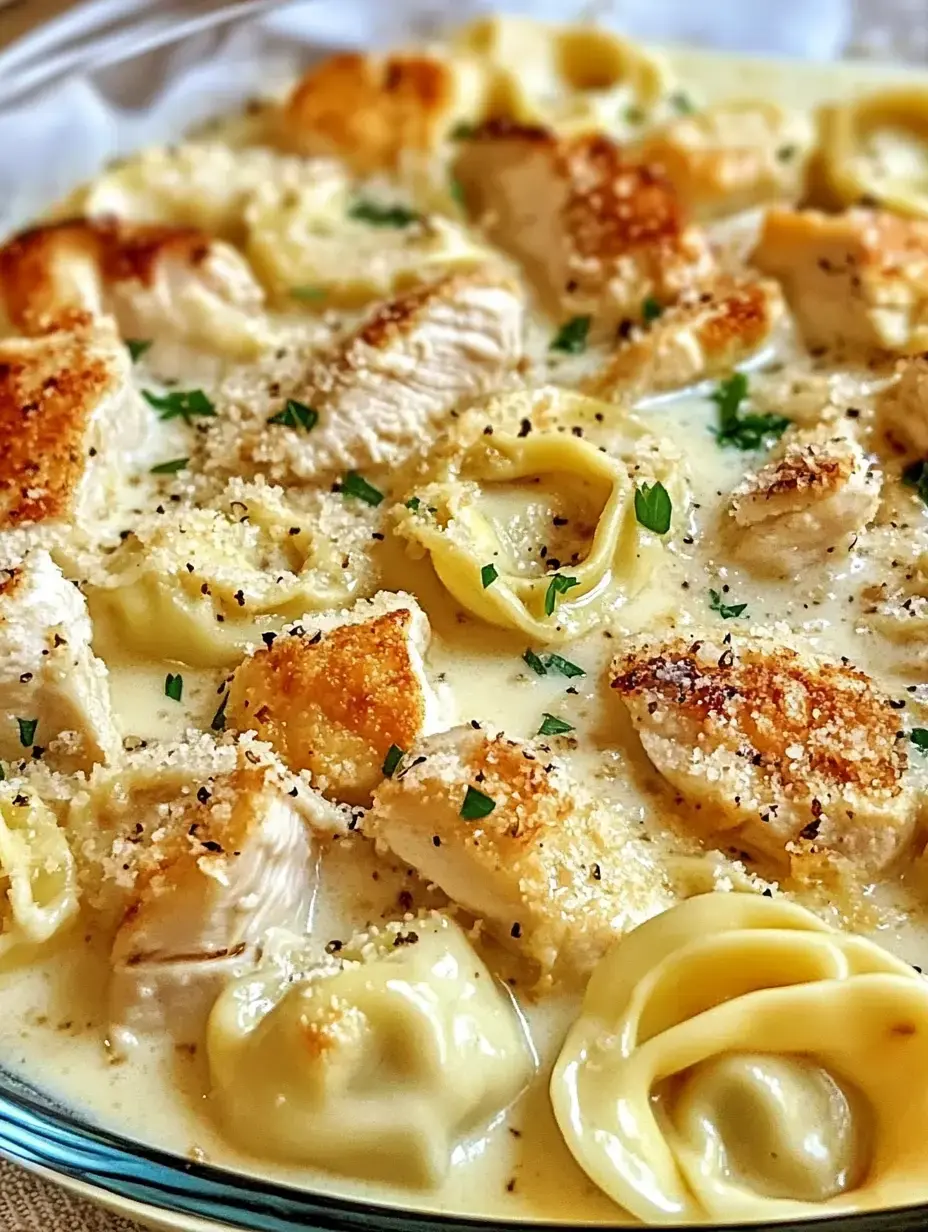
[0,788,78,959]
[396,427,676,642]
[819,89,928,218]
[551,892,928,1223]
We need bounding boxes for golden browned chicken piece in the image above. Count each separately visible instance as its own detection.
[227,593,449,805]
[610,633,915,872]
[752,207,928,354]
[370,725,672,984]
[454,121,714,320]
[586,275,784,400]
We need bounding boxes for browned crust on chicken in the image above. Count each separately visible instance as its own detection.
[610,638,905,797]
[0,218,219,335]
[228,610,427,801]
[0,564,23,599]
[753,447,853,501]
[353,268,513,351]
[280,51,459,171]
[0,325,116,527]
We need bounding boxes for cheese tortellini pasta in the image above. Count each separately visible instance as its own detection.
[818,89,928,219]
[86,480,382,667]
[0,785,78,961]
[395,392,684,642]
[206,915,534,1185]
[552,892,928,1223]
[245,176,488,309]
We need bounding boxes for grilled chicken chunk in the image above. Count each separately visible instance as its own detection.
[628,101,813,221]
[752,207,928,354]
[370,726,672,984]
[610,634,915,872]
[243,269,523,483]
[725,424,881,576]
[228,592,449,805]
[0,550,119,771]
[0,218,268,357]
[585,275,784,400]
[879,355,928,454]
[69,734,343,1051]
[0,316,146,536]
[279,51,487,173]
[454,122,714,320]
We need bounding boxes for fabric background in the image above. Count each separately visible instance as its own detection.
[0,0,920,1226]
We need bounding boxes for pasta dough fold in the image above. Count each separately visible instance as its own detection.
[551,892,928,1223]
[0,784,78,960]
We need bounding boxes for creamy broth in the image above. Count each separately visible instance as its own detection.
[2,31,928,1228]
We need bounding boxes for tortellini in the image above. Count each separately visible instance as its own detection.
[86,480,382,667]
[395,392,684,642]
[206,915,534,1185]
[452,15,667,133]
[0,785,78,961]
[818,89,928,218]
[552,892,928,1223]
[245,176,488,309]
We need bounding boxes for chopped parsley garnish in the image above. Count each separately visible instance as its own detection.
[16,717,37,747]
[538,713,574,736]
[911,728,928,754]
[544,573,579,617]
[550,315,591,354]
[268,399,318,432]
[290,286,327,302]
[143,388,216,423]
[634,481,672,535]
[523,649,585,678]
[449,120,477,140]
[211,692,229,732]
[0,762,4,781]
[460,785,496,821]
[405,496,421,511]
[164,673,184,703]
[624,104,645,124]
[641,296,663,324]
[776,144,797,162]
[545,653,585,679]
[481,563,499,589]
[150,457,189,475]
[449,176,466,205]
[340,471,384,506]
[709,588,748,619]
[903,459,928,507]
[382,744,404,777]
[670,90,695,114]
[711,373,790,450]
[523,648,548,676]
[348,199,421,228]
[126,339,152,362]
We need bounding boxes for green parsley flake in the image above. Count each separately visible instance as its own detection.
[911,728,928,754]
[349,199,421,228]
[268,399,318,431]
[545,653,585,679]
[290,286,327,302]
[150,457,189,475]
[671,90,695,114]
[544,573,579,617]
[449,121,477,140]
[340,471,384,507]
[481,563,499,589]
[0,762,5,781]
[126,339,152,362]
[635,481,672,535]
[523,648,548,676]
[709,588,748,619]
[449,177,466,205]
[641,296,664,324]
[460,785,496,821]
[903,459,928,507]
[382,744,404,777]
[16,717,37,747]
[405,496,421,511]
[211,692,229,732]
[711,373,790,450]
[550,315,592,354]
[538,713,574,736]
[624,104,645,125]
[165,673,183,703]
[143,388,216,423]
